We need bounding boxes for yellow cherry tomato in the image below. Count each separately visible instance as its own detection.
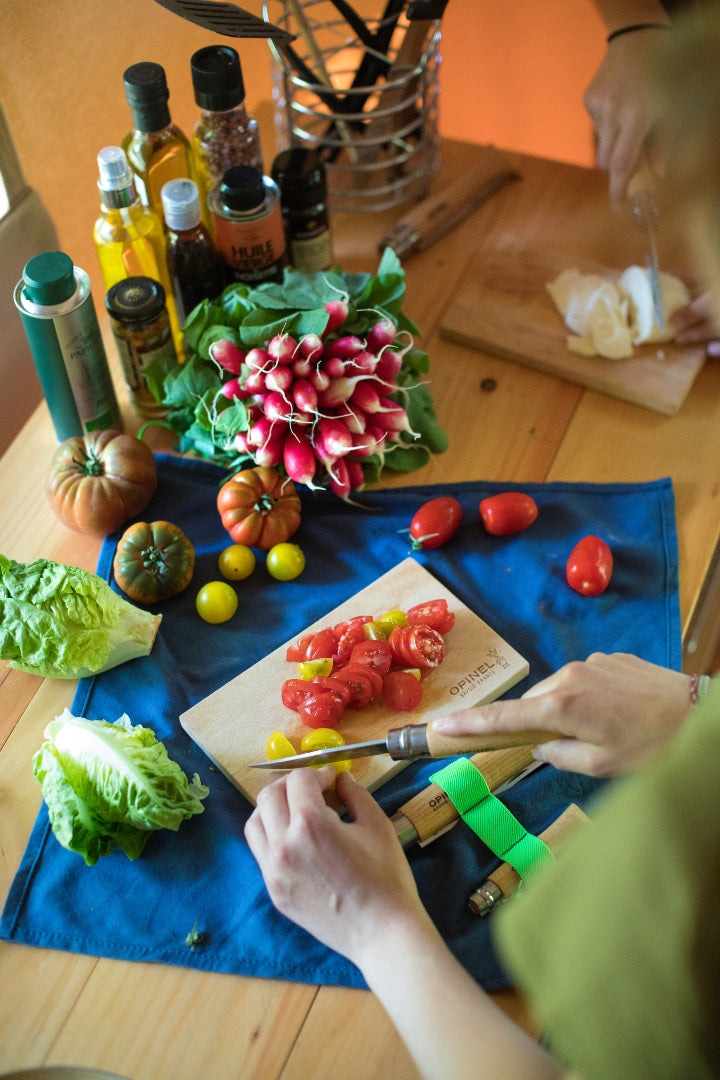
[218,543,256,580]
[297,657,333,679]
[300,727,352,773]
[266,542,305,581]
[195,580,238,623]
[377,608,408,629]
[266,730,297,761]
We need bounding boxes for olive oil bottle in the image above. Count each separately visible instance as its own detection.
[93,145,181,353]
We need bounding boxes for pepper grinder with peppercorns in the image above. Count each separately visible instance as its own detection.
[191,45,263,211]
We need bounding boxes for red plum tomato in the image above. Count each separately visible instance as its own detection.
[409,496,463,550]
[566,535,613,596]
[479,492,538,536]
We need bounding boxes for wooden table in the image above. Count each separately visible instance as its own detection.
[2,140,719,1079]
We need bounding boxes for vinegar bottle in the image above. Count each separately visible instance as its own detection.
[161,178,228,324]
[93,145,182,353]
[121,62,197,218]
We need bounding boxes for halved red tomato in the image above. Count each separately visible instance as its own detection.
[334,617,372,661]
[281,678,318,711]
[328,665,377,708]
[382,670,424,711]
[388,624,445,669]
[348,639,394,674]
[405,599,455,634]
[298,690,347,729]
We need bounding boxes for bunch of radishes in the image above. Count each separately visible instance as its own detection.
[209,299,419,498]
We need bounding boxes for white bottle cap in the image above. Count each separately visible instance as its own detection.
[97,146,134,192]
[161,178,202,231]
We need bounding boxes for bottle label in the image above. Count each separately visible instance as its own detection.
[212,202,286,284]
[290,230,334,273]
[52,294,121,431]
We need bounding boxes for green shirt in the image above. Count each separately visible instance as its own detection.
[495,678,720,1079]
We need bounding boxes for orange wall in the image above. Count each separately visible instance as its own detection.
[1,0,606,305]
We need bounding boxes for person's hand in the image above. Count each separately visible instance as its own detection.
[584,29,670,209]
[670,292,720,356]
[432,653,692,777]
[244,766,429,966]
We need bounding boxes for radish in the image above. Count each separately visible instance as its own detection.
[373,400,418,436]
[210,338,246,375]
[264,390,293,421]
[342,402,368,434]
[345,350,378,375]
[366,317,397,353]
[245,347,272,372]
[265,365,293,393]
[268,333,297,365]
[317,373,371,409]
[328,456,351,499]
[292,355,313,378]
[310,367,331,393]
[349,380,383,413]
[254,431,285,468]
[346,459,366,490]
[374,349,403,381]
[323,355,346,380]
[317,417,353,458]
[283,430,317,486]
[244,369,267,395]
[299,333,323,362]
[220,377,249,400]
[247,415,278,448]
[325,335,363,360]
[292,378,318,414]
[323,298,349,337]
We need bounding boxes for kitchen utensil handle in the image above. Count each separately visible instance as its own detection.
[424,723,553,757]
[393,745,535,844]
[468,802,590,914]
[627,155,657,201]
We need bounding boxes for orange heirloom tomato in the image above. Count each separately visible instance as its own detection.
[113,520,195,604]
[217,466,302,551]
[46,429,157,537]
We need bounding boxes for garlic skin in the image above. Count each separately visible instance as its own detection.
[547,266,690,359]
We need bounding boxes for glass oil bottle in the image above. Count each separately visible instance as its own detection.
[161,178,228,324]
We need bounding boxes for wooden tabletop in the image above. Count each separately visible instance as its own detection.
[2,139,719,1079]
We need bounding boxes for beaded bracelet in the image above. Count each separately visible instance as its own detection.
[689,673,712,704]
[607,22,672,43]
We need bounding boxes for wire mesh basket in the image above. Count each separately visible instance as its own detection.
[263,1,442,212]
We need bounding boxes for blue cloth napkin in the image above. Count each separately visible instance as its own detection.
[1,456,681,991]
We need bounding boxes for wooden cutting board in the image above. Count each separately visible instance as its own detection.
[180,558,529,806]
[439,235,705,415]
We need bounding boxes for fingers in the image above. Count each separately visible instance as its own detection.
[533,738,614,779]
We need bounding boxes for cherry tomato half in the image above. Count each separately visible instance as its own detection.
[479,492,539,536]
[409,496,463,550]
[565,535,614,596]
[300,728,352,774]
[382,670,424,711]
[266,730,297,760]
[349,639,394,674]
[388,624,445,668]
[406,599,455,634]
[329,664,378,708]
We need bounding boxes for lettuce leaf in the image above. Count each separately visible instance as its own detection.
[0,554,161,679]
[33,710,209,865]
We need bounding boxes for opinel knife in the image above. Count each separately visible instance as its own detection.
[628,157,665,332]
[249,720,553,770]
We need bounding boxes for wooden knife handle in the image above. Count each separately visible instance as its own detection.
[392,744,536,845]
[424,724,554,757]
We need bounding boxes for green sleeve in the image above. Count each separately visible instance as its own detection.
[494,678,720,1080]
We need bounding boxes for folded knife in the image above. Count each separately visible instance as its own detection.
[628,159,665,332]
[249,720,553,769]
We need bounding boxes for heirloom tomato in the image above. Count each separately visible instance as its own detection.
[408,496,463,550]
[113,520,195,604]
[566,535,614,596]
[217,466,301,551]
[479,492,538,536]
[46,429,157,537]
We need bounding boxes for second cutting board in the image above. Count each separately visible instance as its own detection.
[439,235,705,416]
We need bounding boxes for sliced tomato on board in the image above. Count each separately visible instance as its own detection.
[328,664,378,708]
[348,639,394,674]
[281,678,319,711]
[334,617,372,661]
[297,689,347,729]
[382,670,424,711]
[405,599,455,634]
[388,624,445,669]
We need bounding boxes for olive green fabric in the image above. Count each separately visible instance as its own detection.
[494,678,720,1079]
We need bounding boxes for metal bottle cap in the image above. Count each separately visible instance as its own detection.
[105,276,167,323]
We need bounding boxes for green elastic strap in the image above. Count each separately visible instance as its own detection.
[430,758,554,883]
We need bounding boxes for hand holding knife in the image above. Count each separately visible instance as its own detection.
[627,156,665,331]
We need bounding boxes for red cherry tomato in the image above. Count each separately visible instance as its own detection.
[566,535,614,596]
[281,678,318,711]
[388,624,445,669]
[405,599,455,634]
[334,617,372,661]
[348,639,394,674]
[382,670,424,711]
[409,496,463,550]
[479,492,538,536]
[329,665,378,708]
[297,689,346,729]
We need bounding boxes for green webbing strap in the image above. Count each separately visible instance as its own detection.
[430,758,555,883]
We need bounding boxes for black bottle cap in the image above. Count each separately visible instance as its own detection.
[105,276,167,322]
[219,165,265,212]
[123,62,171,131]
[191,45,245,111]
[271,148,327,210]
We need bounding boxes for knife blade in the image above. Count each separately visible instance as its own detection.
[249,720,553,769]
[627,159,665,332]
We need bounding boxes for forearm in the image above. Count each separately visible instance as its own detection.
[589,0,671,33]
[357,912,563,1080]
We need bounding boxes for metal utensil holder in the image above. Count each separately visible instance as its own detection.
[264,1,442,212]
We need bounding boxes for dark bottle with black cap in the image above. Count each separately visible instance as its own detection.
[122,61,197,217]
[190,45,262,208]
[271,148,334,272]
[207,165,287,286]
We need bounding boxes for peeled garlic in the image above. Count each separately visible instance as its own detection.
[547,265,690,359]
